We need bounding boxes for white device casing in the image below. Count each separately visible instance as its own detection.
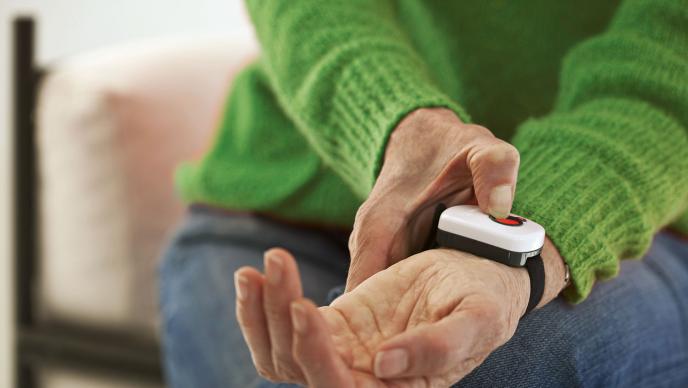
[437,205,545,265]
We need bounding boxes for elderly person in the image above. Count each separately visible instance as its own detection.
[159,0,688,387]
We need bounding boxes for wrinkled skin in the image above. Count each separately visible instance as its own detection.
[235,108,568,387]
[235,247,529,387]
[346,108,521,292]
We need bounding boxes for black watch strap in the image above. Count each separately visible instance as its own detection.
[524,254,545,316]
[422,203,447,251]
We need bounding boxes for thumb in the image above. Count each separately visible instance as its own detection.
[345,203,407,292]
[467,140,520,218]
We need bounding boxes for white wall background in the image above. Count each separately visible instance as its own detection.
[0,1,254,386]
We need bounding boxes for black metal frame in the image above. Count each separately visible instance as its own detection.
[12,17,164,387]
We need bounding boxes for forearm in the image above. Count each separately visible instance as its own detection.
[511,0,688,302]
[245,0,466,198]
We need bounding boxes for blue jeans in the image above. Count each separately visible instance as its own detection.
[159,206,688,387]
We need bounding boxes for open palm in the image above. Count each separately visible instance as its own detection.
[235,248,527,387]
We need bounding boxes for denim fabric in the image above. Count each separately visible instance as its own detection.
[159,207,688,388]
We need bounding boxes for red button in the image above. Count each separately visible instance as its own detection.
[489,215,524,226]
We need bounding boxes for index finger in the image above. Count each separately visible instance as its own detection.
[234,267,276,378]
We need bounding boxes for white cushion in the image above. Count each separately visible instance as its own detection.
[38,367,162,388]
[37,36,258,334]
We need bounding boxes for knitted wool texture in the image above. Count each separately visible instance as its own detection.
[176,0,688,302]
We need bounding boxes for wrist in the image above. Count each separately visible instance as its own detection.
[378,108,489,192]
[506,236,567,318]
[392,108,462,137]
[384,108,473,166]
[538,236,568,308]
[496,264,530,323]
[511,267,530,319]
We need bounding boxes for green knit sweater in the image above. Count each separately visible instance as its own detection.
[176,0,688,302]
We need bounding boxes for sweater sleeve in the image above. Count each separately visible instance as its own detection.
[511,0,688,302]
[244,0,468,198]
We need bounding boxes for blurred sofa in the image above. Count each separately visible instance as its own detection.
[33,34,257,387]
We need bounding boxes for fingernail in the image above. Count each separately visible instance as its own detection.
[489,184,512,219]
[374,348,409,378]
[264,252,283,285]
[234,272,249,301]
[290,302,307,335]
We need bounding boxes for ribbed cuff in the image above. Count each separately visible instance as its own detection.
[303,50,469,198]
[512,143,648,302]
[510,98,688,302]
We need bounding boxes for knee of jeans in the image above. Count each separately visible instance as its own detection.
[529,312,588,377]
[157,241,217,314]
[158,241,187,278]
[157,237,218,284]
[158,244,190,316]
[458,309,581,386]
[520,298,646,385]
[521,313,590,384]
[468,301,617,386]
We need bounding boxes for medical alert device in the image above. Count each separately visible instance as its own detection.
[436,205,545,267]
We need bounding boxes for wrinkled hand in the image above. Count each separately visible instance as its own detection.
[346,108,521,291]
[235,247,529,387]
